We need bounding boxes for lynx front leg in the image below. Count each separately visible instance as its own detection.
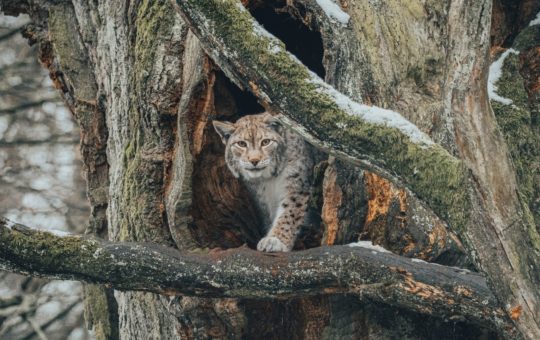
[257,193,310,252]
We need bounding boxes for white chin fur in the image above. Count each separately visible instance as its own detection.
[241,168,270,179]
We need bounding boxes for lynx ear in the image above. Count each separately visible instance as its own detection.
[212,121,236,144]
[263,113,283,132]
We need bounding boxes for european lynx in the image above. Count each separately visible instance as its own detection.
[213,112,313,252]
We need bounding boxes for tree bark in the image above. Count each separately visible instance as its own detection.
[1,0,538,338]
[0,217,512,335]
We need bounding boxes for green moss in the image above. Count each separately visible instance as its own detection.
[115,0,178,243]
[512,25,540,52]
[492,50,540,229]
[84,285,119,340]
[0,228,98,273]
[48,4,97,103]
[134,0,176,88]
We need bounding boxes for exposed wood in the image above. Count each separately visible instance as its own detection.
[361,172,470,266]
[0,217,513,335]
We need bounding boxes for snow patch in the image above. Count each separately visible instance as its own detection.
[310,74,434,146]
[7,75,22,86]
[34,300,62,321]
[42,281,81,295]
[30,176,54,191]
[348,240,391,253]
[251,20,285,56]
[252,21,276,40]
[488,48,519,105]
[270,43,282,54]
[3,219,16,230]
[529,11,540,26]
[235,2,247,12]
[411,258,427,264]
[47,229,72,237]
[0,116,8,137]
[67,327,87,340]
[22,193,50,210]
[316,0,350,25]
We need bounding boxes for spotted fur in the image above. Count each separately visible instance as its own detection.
[213,112,313,252]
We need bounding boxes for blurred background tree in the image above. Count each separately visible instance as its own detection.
[0,13,91,340]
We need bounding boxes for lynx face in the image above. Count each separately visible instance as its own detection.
[213,112,286,180]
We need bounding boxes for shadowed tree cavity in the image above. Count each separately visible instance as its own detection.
[248,0,326,79]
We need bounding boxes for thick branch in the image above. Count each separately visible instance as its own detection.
[0,217,512,334]
[170,0,470,235]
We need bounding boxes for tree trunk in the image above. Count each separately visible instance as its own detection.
[1,0,538,339]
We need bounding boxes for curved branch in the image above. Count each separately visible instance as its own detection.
[170,0,470,234]
[0,217,513,336]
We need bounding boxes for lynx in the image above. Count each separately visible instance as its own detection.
[213,112,313,252]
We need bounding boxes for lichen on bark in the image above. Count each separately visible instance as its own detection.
[491,28,540,231]
[116,0,181,244]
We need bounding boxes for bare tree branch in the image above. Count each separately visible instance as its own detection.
[21,300,80,340]
[25,317,49,340]
[0,217,514,336]
[0,26,24,42]
[0,136,78,146]
[0,99,56,115]
[0,296,23,309]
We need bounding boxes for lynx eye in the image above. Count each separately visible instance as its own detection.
[236,141,247,148]
[261,139,272,146]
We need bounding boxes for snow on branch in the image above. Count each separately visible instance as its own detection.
[488,48,519,105]
[314,0,350,25]
[0,217,512,333]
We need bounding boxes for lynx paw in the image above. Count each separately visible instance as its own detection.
[257,236,290,252]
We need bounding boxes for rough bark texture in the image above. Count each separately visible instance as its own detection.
[0,218,511,334]
[1,0,538,338]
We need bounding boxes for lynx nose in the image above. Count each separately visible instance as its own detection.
[247,152,262,166]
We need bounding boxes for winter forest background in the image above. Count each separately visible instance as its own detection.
[0,12,90,340]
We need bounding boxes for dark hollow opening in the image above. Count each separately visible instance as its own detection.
[189,70,265,250]
[248,1,326,79]
[213,71,265,120]
[189,0,329,249]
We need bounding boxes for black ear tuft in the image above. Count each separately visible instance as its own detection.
[212,121,236,144]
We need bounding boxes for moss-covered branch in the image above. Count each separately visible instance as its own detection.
[0,217,513,334]
[170,0,470,234]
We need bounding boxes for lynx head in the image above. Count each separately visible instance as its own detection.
[213,112,286,180]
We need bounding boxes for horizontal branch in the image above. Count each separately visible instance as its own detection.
[170,0,471,233]
[0,26,24,42]
[0,137,79,147]
[0,99,54,115]
[0,217,511,333]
